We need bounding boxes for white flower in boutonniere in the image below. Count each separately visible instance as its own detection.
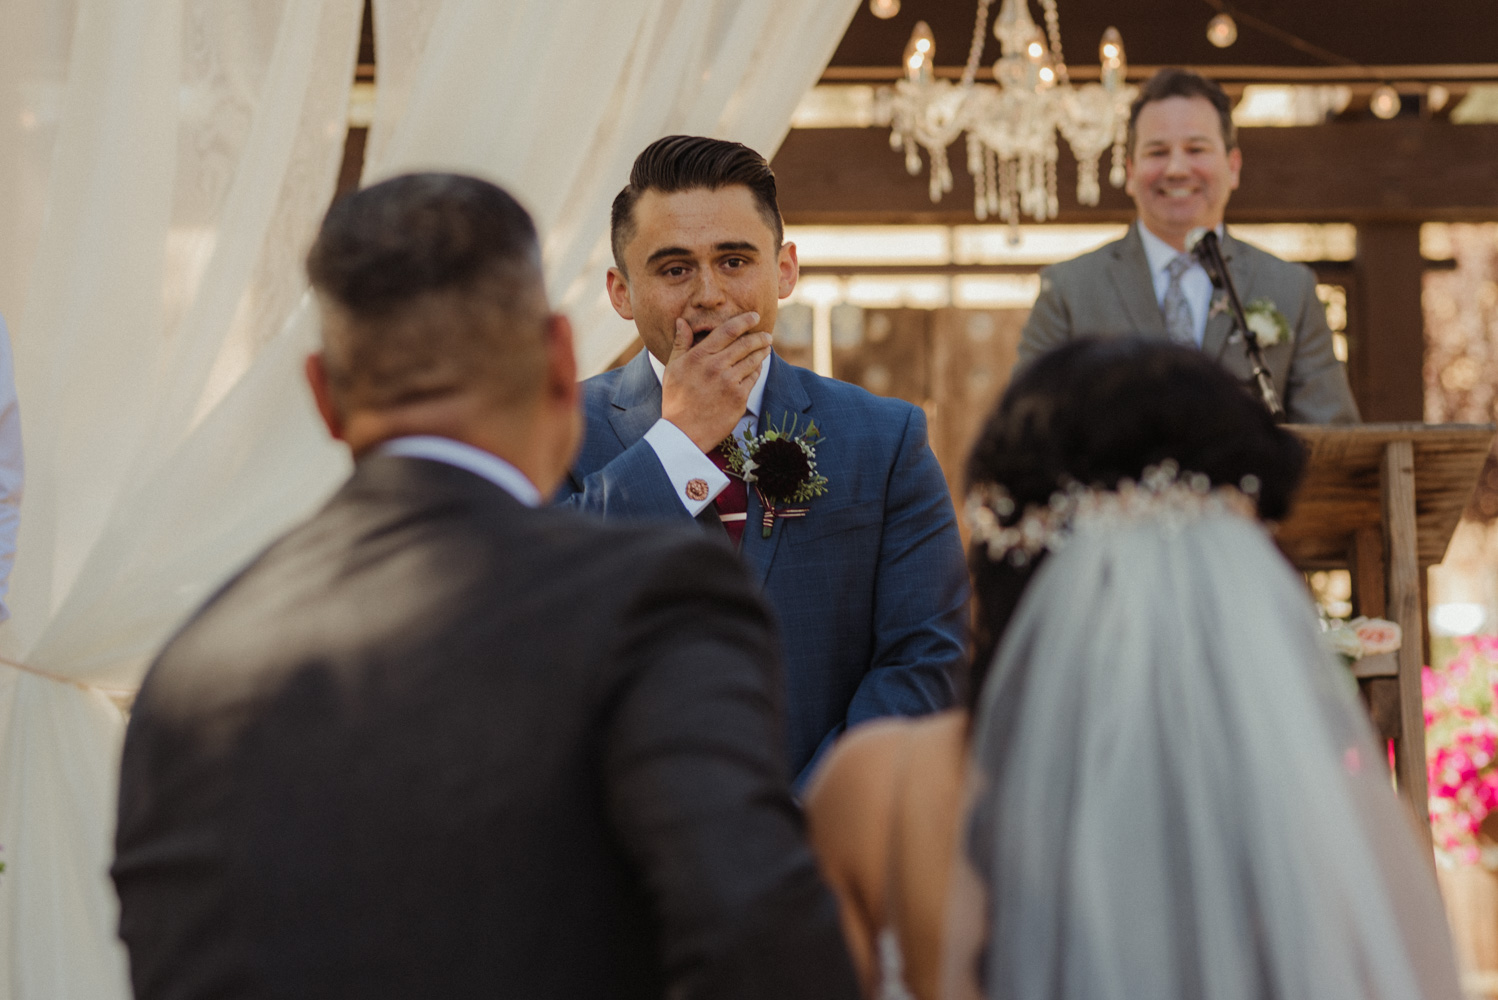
[722,415,829,538]
[1243,298,1293,347]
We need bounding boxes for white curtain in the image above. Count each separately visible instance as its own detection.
[0,1,363,996]
[366,0,860,375]
[0,0,856,996]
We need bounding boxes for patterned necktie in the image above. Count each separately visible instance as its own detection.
[707,443,748,547]
[1161,253,1198,346]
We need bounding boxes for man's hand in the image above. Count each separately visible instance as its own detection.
[660,312,771,452]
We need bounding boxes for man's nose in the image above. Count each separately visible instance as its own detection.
[1164,146,1190,175]
[692,267,727,308]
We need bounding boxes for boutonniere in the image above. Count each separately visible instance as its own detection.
[1208,292,1229,320]
[722,415,830,538]
[1243,298,1292,347]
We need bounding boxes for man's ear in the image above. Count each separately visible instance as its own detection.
[304,353,346,441]
[778,241,799,300]
[543,313,579,408]
[605,267,634,321]
[1123,156,1137,199]
[1227,146,1243,192]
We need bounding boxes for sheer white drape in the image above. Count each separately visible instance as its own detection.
[366,0,860,375]
[0,1,855,995]
[0,2,363,996]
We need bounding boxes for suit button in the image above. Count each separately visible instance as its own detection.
[685,479,710,501]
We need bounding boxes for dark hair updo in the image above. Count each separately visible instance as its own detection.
[962,338,1307,709]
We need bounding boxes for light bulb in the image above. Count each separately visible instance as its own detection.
[1206,13,1237,48]
[1099,27,1126,90]
[903,21,935,82]
[1370,84,1401,119]
[869,0,900,19]
[1428,84,1450,112]
[1039,66,1055,84]
[1027,40,1045,59]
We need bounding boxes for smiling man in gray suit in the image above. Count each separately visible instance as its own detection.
[1020,68,1359,425]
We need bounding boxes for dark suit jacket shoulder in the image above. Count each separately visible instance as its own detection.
[114,454,857,1000]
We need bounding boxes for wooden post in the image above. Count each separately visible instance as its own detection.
[1352,224,1425,422]
[1382,439,1432,854]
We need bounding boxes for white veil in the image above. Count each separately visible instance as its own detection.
[948,480,1462,1000]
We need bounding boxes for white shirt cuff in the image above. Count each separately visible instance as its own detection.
[643,418,728,515]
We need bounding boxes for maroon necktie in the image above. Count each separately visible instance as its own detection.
[707,444,748,547]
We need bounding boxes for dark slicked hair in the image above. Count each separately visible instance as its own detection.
[609,135,783,272]
[1127,67,1237,156]
[960,338,1306,711]
[307,172,548,412]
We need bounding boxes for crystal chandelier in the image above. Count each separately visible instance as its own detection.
[881,0,1136,226]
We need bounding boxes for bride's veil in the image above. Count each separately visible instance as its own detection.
[943,496,1462,1000]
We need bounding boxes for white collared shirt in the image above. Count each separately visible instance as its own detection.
[642,352,771,516]
[378,435,542,507]
[1137,221,1222,347]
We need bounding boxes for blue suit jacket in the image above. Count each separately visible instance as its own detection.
[556,351,969,784]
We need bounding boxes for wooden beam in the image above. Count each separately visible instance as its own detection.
[772,122,1498,225]
[1382,440,1434,856]
[1352,224,1425,422]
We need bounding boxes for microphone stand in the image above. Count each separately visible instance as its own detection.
[1187,228,1286,422]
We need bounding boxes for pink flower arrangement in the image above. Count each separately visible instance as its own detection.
[1426,635,1498,863]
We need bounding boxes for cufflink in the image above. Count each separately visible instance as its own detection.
[685,479,710,501]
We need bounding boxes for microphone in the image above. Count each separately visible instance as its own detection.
[1183,226,1285,421]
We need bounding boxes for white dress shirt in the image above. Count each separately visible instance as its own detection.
[1138,221,1222,348]
[0,316,20,624]
[643,351,771,516]
[377,435,541,507]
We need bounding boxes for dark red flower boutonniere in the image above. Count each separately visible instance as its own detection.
[722,415,829,537]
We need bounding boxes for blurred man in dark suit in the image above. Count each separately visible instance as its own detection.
[112,173,858,1000]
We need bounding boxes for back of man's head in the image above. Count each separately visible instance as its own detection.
[609,135,783,271]
[1126,68,1237,155]
[307,173,549,416]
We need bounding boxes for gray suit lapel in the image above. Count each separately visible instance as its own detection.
[1108,225,1170,339]
[607,350,663,448]
[740,355,813,588]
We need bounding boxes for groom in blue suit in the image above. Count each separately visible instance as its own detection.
[557,137,968,785]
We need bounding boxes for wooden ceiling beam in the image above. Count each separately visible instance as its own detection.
[772,122,1498,225]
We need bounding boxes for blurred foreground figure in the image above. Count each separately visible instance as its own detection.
[808,339,1459,1000]
[113,173,858,1000]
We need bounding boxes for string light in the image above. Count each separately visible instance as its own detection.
[1370,85,1401,120]
[1206,12,1238,48]
[869,0,901,19]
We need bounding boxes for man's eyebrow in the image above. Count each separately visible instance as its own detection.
[645,245,694,267]
[644,241,762,267]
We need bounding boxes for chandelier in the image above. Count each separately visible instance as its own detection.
[880,0,1135,226]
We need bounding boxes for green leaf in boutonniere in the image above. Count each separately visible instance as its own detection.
[1243,298,1292,347]
[721,415,829,537]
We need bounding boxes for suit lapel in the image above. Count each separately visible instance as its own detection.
[607,350,664,449]
[1202,234,1255,362]
[740,355,813,588]
[1108,225,1170,339]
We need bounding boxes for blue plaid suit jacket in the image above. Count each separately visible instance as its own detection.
[556,351,969,784]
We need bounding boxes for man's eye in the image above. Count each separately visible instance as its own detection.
[663,266,688,278]
[724,257,747,269]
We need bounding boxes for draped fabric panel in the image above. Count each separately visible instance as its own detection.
[367,0,861,376]
[0,1,855,995]
[0,2,363,995]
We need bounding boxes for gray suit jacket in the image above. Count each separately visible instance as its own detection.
[1019,224,1359,424]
